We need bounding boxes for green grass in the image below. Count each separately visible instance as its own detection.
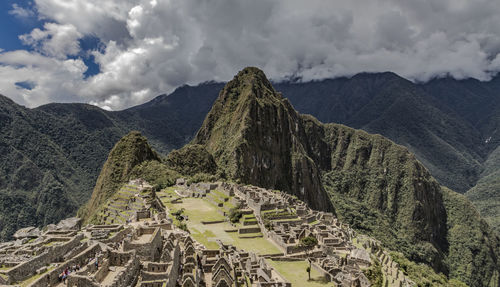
[268,260,332,287]
[227,232,280,255]
[212,190,230,200]
[43,241,64,247]
[181,200,225,222]
[238,232,263,238]
[190,228,219,249]
[26,238,36,244]
[170,197,281,255]
[223,201,235,209]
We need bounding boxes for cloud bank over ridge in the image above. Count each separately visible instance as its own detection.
[1,0,500,110]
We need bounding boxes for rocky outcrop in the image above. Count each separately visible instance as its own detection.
[13,227,41,239]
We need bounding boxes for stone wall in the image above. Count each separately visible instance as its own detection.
[238,227,261,234]
[94,258,111,282]
[104,253,140,287]
[167,244,180,287]
[124,227,162,261]
[140,280,168,287]
[136,210,151,221]
[144,262,170,272]
[29,242,102,287]
[103,227,132,244]
[7,234,83,284]
[66,274,100,287]
[109,250,133,266]
[141,270,169,281]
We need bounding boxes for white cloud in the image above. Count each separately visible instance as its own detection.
[0,50,87,106]
[20,23,83,59]
[9,4,35,18]
[1,0,500,110]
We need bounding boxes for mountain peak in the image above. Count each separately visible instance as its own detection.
[192,68,333,212]
[80,131,159,222]
[221,67,279,102]
[234,66,271,84]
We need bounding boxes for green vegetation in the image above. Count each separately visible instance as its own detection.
[299,236,318,248]
[129,160,180,189]
[1,69,500,244]
[268,260,329,287]
[324,172,500,286]
[261,209,296,220]
[165,144,217,176]
[466,145,500,233]
[190,228,219,249]
[80,131,159,222]
[363,258,383,287]
[18,265,55,287]
[441,187,500,287]
[1,67,499,287]
[166,196,280,254]
[390,252,467,287]
[228,208,243,223]
[192,67,333,212]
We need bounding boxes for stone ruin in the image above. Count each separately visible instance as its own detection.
[0,179,415,286]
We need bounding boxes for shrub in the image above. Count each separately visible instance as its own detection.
[300,236,318,248]
[229,208,243,223]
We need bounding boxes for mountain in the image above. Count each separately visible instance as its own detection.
[79,67,499,286]
[0,96,122,240]
[1,70,500,240]
[80,131,160,222]
[275,74,487,194]
[191,67,333,211]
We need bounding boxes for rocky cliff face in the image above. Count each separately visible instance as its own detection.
[192,67,333,211]
[320,124,448,266]
[80,131,159,221]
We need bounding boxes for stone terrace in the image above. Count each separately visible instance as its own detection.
[0,179,415,287]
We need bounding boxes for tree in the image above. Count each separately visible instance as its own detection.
[300,236,318,281]
[299,236,318,248]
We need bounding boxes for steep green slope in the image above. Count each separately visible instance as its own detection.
[442,187,500,287]
[0,96,97,240]
[466,145,500,233]
[165,144,217,176]
[320,125,500,286]
[80,131,159,222]
[276,74,486,194]
[320,124,447,266]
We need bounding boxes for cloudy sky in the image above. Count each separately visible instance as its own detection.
[1,0,500,110]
